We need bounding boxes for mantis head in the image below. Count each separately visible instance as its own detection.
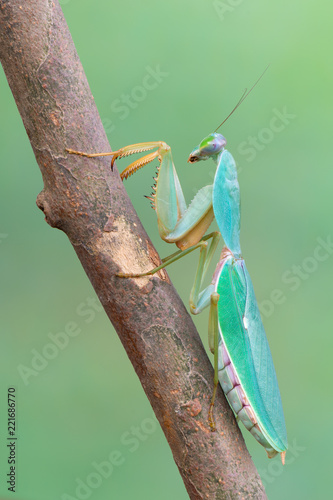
[187,67,269,164]
[187,133,227,163]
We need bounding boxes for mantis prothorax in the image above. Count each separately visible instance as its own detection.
[66,70,288,463]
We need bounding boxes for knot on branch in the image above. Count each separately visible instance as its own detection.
[36,190,62,229]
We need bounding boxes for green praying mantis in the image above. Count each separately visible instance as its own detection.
[66,73,288,463]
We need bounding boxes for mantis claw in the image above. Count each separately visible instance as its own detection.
[208,403,217,432]
[66,147,117,163]
[116,272,152,278]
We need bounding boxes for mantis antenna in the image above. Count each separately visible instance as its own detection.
[214,65,270,133]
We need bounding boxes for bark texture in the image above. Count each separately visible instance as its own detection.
[0,1,267,498]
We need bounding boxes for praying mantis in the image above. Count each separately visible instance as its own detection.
[66,73,288,463]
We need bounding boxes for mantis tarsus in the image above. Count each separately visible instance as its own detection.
[66,72,288,463]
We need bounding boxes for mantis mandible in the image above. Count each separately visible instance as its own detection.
[66,71,288,463]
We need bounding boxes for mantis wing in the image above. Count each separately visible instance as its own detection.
[216,257,288,453]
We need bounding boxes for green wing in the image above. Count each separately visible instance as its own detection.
[217,257,288,452]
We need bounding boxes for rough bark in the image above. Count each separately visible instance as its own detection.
[0,1,267,498]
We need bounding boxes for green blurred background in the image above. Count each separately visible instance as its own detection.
[0,0,331,498]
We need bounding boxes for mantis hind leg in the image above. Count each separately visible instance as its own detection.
[185,241,221,431]
[117,231,220,279]
[117,231,222,432]
[208,292,220,431]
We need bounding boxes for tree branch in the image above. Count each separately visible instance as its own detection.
[0,1,267,498]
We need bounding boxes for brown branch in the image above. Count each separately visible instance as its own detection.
[0,1,267,498]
